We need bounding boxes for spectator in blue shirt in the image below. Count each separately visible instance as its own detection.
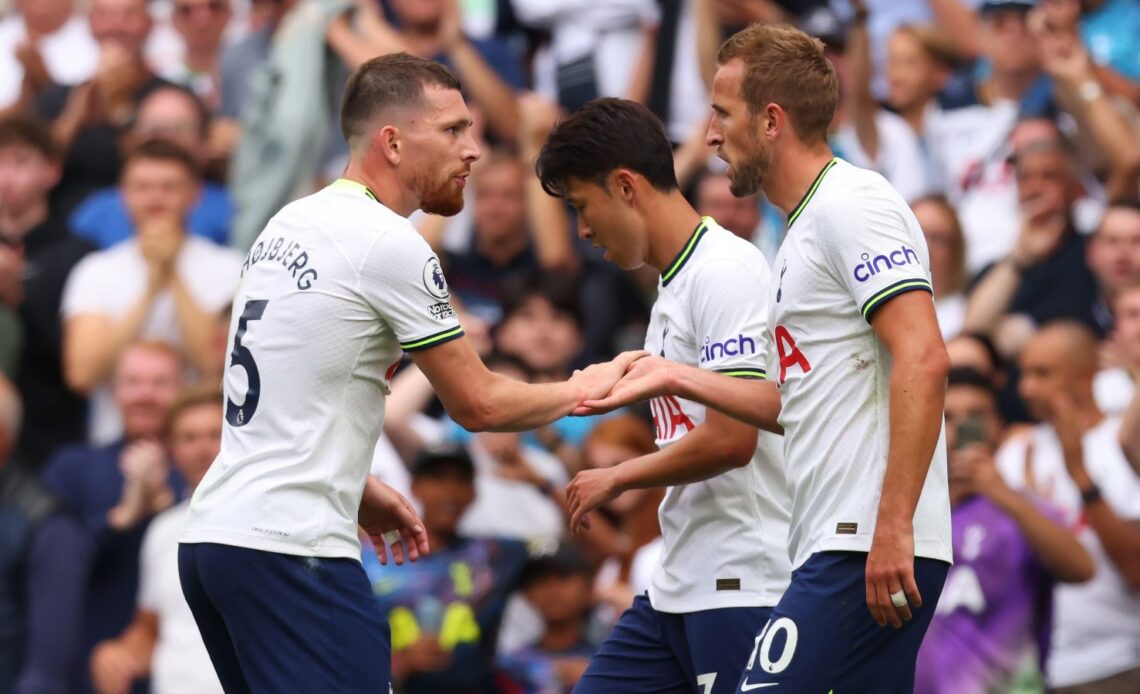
[69,86,233,249]
[39,342,187,694]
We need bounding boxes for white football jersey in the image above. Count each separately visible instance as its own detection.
[766,158,952,570]
[182,179,464,560]
[644,217,791,613]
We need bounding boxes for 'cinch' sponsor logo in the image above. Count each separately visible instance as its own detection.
[700,334,757,363]
[853,245,920,282]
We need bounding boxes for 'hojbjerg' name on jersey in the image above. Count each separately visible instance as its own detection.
[643,217,792,614]
[765,158,953,570]
[182,179,464,560]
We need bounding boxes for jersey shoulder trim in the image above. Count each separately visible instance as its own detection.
[861,278,933,321]
[787,157,839,228]
[661,217,710,286]
[400,326,465,351]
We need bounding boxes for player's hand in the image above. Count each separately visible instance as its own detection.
[566,466,621,533]
[865,521,921,628]
[573,354,674,416]
[570,351,649,405]
[90,640,144,694]
[359,478,429,566]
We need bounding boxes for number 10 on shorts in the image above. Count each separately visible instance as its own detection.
[744,617,799,675]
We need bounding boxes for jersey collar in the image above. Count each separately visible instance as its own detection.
[661,217,711,287]
[330,177,380,203]
[786,157,838,229]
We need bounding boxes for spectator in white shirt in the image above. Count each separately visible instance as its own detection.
[89,386,224,694]
[912,196,968,340]
[61,139,242,443]
[996,320,1140,692]
[0,0,98,110]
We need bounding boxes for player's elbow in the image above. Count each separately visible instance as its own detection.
[450,399,494,432]
[1055,549,1095,584]
[711,428,758,469]
[1121,560,1140,591]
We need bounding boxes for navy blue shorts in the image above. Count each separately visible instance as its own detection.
[178,542,391,693]
[575,594,771,694]
[735,551,949,694]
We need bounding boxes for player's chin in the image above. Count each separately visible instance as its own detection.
[420,190,465,217]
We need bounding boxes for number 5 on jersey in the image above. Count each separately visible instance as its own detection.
[226,299,268,427]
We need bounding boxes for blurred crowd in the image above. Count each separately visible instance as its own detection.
[1,0,1139,693]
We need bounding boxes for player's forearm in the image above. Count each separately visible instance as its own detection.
[875,350,948,531]
[989,487,1094,583]
[671,366,782,434]
[613,421,756,491]
[474,372,587,432]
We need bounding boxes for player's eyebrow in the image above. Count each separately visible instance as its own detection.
[710,103,729,116]
[441,117,473,131]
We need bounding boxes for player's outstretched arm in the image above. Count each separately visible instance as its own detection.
[577,355,783,434]
[565,409,759,532]
[411,335,646,432]
[865,290,950,629]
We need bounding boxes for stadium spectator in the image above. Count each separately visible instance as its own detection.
[61,139,241,443]
[915,366,1093,694]
[963,119,1100,357]
[0,114,94,467]
[1076,0,1140,100]
[159,0,233,110]
[443,150,540,325]
[996,321,1140,692]
[364,446,531,694]
[497,543,599,694]
[0,373,92,694]
[1085,201,1140,334]
[883,23,957,187]
[814,3,932,203]
[691,169,771,256]
[35,0,173,217]
[0,0,98,111]
[70,85,233,249]
[912,196,968,339]
[40,342,187,694]
[89,387,224,694]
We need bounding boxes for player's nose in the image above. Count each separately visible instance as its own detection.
[705,113,722,147]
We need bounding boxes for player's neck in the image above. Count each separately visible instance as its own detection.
[644,192,704,273]
[764,143,835,217]
[341,162,418,217]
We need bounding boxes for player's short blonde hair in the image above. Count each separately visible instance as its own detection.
[717,23,838,145]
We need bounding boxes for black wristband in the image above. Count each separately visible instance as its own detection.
[1080,483,1103,506]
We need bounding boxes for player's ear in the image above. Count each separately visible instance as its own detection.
[764,103,782,142]
[375,125,402,166]
[613,169,637,203]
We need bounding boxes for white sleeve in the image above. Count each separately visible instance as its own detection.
[60,253,109,318]
[358,226,463,352]
[819,183,934,322]
[689,258,770,380]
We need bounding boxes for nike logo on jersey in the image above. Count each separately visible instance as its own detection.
[740,681,779,690]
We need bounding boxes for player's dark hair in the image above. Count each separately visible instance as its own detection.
[947,367,998,402]
[0,114,58,160]
[717,23,838,145]
[340,53,462,149]
[123,138,202,180]
[535,97,678,198]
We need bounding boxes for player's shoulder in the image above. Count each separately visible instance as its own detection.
[689,219,769,278]
[811,160,912,229]
[284,182,419,240]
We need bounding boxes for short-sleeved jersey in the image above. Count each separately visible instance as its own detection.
[643,217,791,613]
[183,179,464,560]
[767,158,952,570]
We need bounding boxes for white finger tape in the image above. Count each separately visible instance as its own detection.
[890,590,907,608]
